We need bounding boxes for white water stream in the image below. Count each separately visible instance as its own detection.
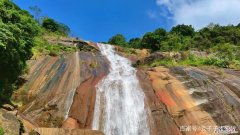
[92,43,150,135]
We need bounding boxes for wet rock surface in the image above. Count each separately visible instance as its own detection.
[171,67,240,126]
[137,70,181,135]
[63,51,109,128]
[11,42,240,135]
[13,47,109,131]
[143,66,240,135]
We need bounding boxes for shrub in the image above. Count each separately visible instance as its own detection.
[146,53,230,69]
[49,50,58,57]
[204,57,229,68]
[108,34,127,46]
[0,127,4,135]
[0,0,40,103]
[211,43,236,61]
[42,17,70,36]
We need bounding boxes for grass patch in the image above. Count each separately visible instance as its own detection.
[32,36,78,57]
[0,127,4,135]
[147,54,236,69]
[122,47,137,55]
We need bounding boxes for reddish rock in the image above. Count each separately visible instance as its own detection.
[137,69,182,135]
[15,50,109,130]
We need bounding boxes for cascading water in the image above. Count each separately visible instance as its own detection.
[92,43,150,135]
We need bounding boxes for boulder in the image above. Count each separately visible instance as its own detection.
[2,104,15,111]
[0,109,21,135]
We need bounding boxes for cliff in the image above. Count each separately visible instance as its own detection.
[5,42,240,135]
[11,41,108,134]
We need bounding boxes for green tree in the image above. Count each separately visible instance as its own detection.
[140,28,166,51]
[170,24,195,37]
[108,34,127,46]
[161,33,182,51]
[58,23,70,35]
[154,28,167,37]
[128,38,141,48]
[237,23,240,28]
[141,32,159,51]
[0,0,40,104]
[42,17,59,32]
[42,17,70,35]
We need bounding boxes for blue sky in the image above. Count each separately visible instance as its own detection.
[13,0,240,42]
[13,0,172,42]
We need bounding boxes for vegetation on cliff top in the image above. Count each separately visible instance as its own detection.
[149,54,231,68]
[108,24,240,69]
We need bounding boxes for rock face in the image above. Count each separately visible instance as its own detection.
[137,70,181,135]
[144,66,240,135]
[114,46,150,63]
[11,42,240,135]
[134,52,182,66]
[13,44,109,131]
[63,51,109,128]
[0,109,20,135]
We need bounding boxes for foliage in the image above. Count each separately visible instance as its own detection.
[211,43,237,61]
[0,0,74,105]
[108,34,127,46]
[161,33,182,51]
[128,38,141,48]
[42,17,70,36]
[0,0,40,103]
[0,127,4,135]
[109,23,240,52]
[140,28,166,51]
[148,54,230,68]
[121,47,137,55]
[170,24,195,37]
[107,22,240,69]
[193,24,240,50]
[140,32,158,50]
[30,6,70,35]
[32,36,77,57]
[203,57,229,68]
[42,18,58,32]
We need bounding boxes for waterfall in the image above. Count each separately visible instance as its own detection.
[92,43,150,135]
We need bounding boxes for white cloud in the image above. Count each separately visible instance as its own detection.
[147,10,159,19]
[156,0,240,29]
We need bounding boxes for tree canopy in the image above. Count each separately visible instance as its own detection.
[108,24,240,52]
[108,34,127,46]
[108,24,240,69]
[42,17,70,36]
[0,0,40,102]
[170,24,195,37]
